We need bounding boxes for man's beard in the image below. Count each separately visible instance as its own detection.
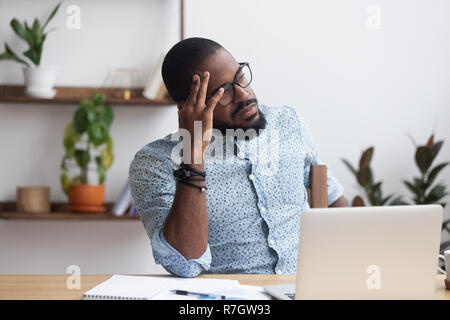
[212,98,267,136]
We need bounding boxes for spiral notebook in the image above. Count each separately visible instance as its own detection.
[83,274,271,300]
[82,275,174,300]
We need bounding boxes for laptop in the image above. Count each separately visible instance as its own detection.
[264,205,443,300]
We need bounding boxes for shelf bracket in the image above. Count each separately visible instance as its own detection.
[180,0,185,41]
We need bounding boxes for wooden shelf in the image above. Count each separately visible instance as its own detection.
[0,202,140,220]
[0,85,175,106]
[0,212,139,220]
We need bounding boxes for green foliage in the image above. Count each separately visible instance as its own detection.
[342,147,406,206]
[403,134,448,207]
[0,2,61,67]
[0,44,30,67]
[404,134,449,252]
[343,133,450,253]
[61,93,114,194]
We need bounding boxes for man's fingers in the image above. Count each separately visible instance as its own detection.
[196,71,209,110]
[205,87,224,114]
[185,74,200,107]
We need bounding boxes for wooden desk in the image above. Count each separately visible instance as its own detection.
[0,274,448,300]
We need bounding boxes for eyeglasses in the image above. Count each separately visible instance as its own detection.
[208,62,252,107]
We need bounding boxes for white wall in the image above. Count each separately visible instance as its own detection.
[1,0,449,273]
[0,0,179,274]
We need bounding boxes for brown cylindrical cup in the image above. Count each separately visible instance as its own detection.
[16,186,50,213]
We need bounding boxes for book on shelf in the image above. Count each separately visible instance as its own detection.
[128,198,138,216]
[143,53,169,101]
[111,182,132,216]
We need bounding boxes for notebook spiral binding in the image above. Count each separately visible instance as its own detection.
[83,294,147,300]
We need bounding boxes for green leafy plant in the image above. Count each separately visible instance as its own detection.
[61,93,114,194]
[342,147,406,206]
[403,134,448,206]
[403,133,449,251]
[0,2,61,67]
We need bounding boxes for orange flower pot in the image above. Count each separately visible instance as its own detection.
[68,184,105,213]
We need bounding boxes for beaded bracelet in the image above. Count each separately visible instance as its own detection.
[174,166,207,192]
[179,180,207,193]
[173,167,206,180]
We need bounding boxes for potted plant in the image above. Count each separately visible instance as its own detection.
[403,133,450,251]
[343,135,450,258]
[0,2,61,98]
[61,93,114,213]
[342,146,406,206]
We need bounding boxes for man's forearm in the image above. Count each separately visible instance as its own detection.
[163,164,209,260]
[163,70,223,260]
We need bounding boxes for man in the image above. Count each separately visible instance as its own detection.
[129,37,348,278]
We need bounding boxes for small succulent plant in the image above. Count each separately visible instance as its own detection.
[0,2,61,67]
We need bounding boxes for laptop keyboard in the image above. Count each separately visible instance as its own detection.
[285,293,295,300]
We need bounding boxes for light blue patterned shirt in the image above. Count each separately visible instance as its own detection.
[129,105,344,277]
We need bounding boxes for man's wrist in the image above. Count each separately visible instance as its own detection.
[176,163,207,191]
[181,162,205,171]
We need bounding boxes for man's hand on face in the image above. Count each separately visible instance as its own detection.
[178,71,224,165]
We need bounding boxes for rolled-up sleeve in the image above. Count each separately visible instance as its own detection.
[152,228,211,277]
[296,113,345,206]
[128,149,212,277]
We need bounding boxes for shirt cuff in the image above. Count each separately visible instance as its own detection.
[327,178,344,206]
[151,228,212,277]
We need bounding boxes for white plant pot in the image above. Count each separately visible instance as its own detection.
[23,66,58,98]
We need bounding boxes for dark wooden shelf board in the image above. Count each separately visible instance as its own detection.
[0,202,140,220]
[0,212,140,220]
[0,85,175,106]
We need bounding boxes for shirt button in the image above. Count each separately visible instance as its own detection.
[238,152,245,159]
[260,207,266,213]
[248,174,254,181]
[277,270,283,275]
[269,240,275,245]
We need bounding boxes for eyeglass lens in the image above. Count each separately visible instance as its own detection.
[219,64,252,106]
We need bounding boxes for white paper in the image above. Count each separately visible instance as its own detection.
[83,275,174,300]
[83,275,273,300]
[152,278,272,300]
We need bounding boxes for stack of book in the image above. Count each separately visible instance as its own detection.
[142,54,169,101]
